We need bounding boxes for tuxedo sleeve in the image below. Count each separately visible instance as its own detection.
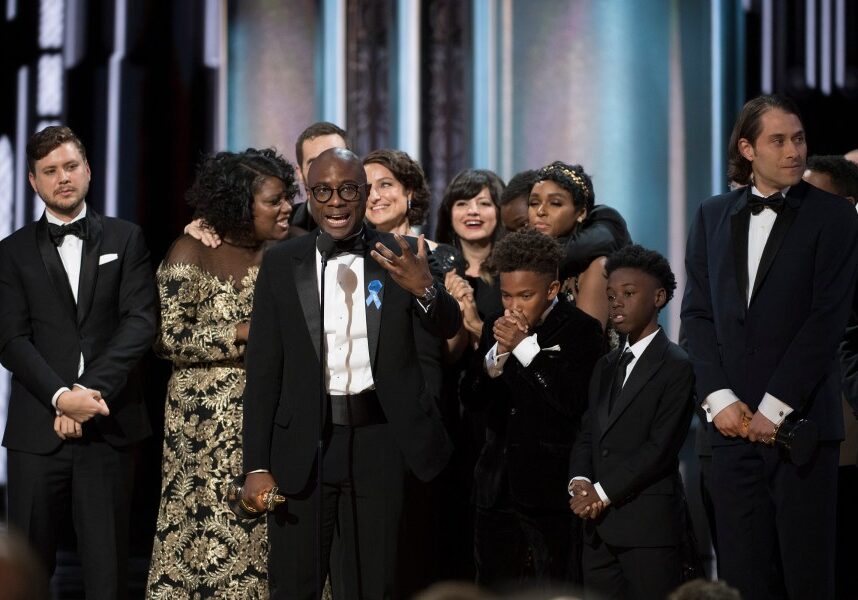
[767,204,858,410]
[76,226,157,399]
[242,254,283,472]
[598,359,694,502]
[840,291,858,415]
[681,203,732,400]
[569,363,603,481]
[0,241,68,406]
[413,282,462,340]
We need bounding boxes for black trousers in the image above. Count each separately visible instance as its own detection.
[473,490,580,591]
[710,441,839,600]
[582,531,681,600]
[267,424,405,600]
[6,440,134,600]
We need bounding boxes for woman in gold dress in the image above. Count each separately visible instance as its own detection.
[146,148,298,598]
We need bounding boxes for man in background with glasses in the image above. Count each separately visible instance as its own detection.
[240,148,461,600]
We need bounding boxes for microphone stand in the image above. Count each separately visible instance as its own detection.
[315,233,334,600]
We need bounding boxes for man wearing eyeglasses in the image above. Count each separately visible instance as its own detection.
[240,148,462,600]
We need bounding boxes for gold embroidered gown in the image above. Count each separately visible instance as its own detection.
[146,236,268,599]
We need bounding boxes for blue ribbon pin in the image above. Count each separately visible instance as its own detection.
[366,279,383,309]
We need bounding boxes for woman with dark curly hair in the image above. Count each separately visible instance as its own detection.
[146,148,298,599]
[362,149,442,246]
[529,161,631,331]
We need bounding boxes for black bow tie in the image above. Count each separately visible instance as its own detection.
[748,193,785,215]
[329,229,367,258]
[48,219,89,245]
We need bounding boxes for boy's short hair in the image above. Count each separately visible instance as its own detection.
[806,154,858,199]
[605,244,677,304]
[489,228,565,277]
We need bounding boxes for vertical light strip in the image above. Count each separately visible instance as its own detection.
[820,0,832,95]
[204,0,227,150]
[472,0,497,169]
[711,0,723,194]
[806,0,816,88]
[835,0,845,88]
[396,0,420,160]
[14,67,28,230]
[667,0,685,342]
[105,0,126,217]
[6,0,16,20]
[321,0,346,126]
[64,0,84,68]
[761,0,773,93]
[499,0,512,179]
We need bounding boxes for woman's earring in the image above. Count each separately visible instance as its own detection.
[407,198,412,211]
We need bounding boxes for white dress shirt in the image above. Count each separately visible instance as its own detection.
[569,327,661,505]
[47,206,88,410]
[315,250,375,395]
[701,186,793,426]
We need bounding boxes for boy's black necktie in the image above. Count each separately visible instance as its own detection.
[609,350,634,413]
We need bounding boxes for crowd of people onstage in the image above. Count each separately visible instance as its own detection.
[2,93,858,600]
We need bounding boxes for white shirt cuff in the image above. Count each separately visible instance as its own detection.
[758,393,793,426]
[594,482,611,506]
[248,469,269,474]
[511,334,540,368]
[485,342,510,378]
[52,387,71,414]
[702,388,741,422]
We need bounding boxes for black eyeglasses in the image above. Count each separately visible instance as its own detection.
[307,183,366,203]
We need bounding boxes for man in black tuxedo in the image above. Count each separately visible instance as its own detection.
[0,126,157,598]
[570,245,694,599]
[240,148,461,600]
[681,96,858,599]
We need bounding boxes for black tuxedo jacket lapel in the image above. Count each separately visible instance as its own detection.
[76,211,103,324]
[730,190,751,308]
[363,229,387,366]
[601,330,669,439]
[35,217,77,321]
[749,188,801,304]
[293,239,322,360]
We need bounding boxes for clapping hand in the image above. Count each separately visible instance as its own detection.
[493,309,529,354]
[445,271,483,337]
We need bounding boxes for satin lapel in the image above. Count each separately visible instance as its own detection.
[601,331,668,439]
[35,217,77,321]
[596,349,620,433]
[293,240,322,360]
[363,229,387,366]
[749,204,798,304]
[730,200,751,308]
[76,210,102,324]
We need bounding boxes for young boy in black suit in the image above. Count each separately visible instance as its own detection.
[569,245,694,599]
[462,228,604,590]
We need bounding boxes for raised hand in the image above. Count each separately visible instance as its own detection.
[493,310,529,354]
[370,234,433,297]
[56,387,109,423]
[445,271,483,337]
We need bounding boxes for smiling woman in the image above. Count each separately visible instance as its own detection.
[147,148,298,598]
